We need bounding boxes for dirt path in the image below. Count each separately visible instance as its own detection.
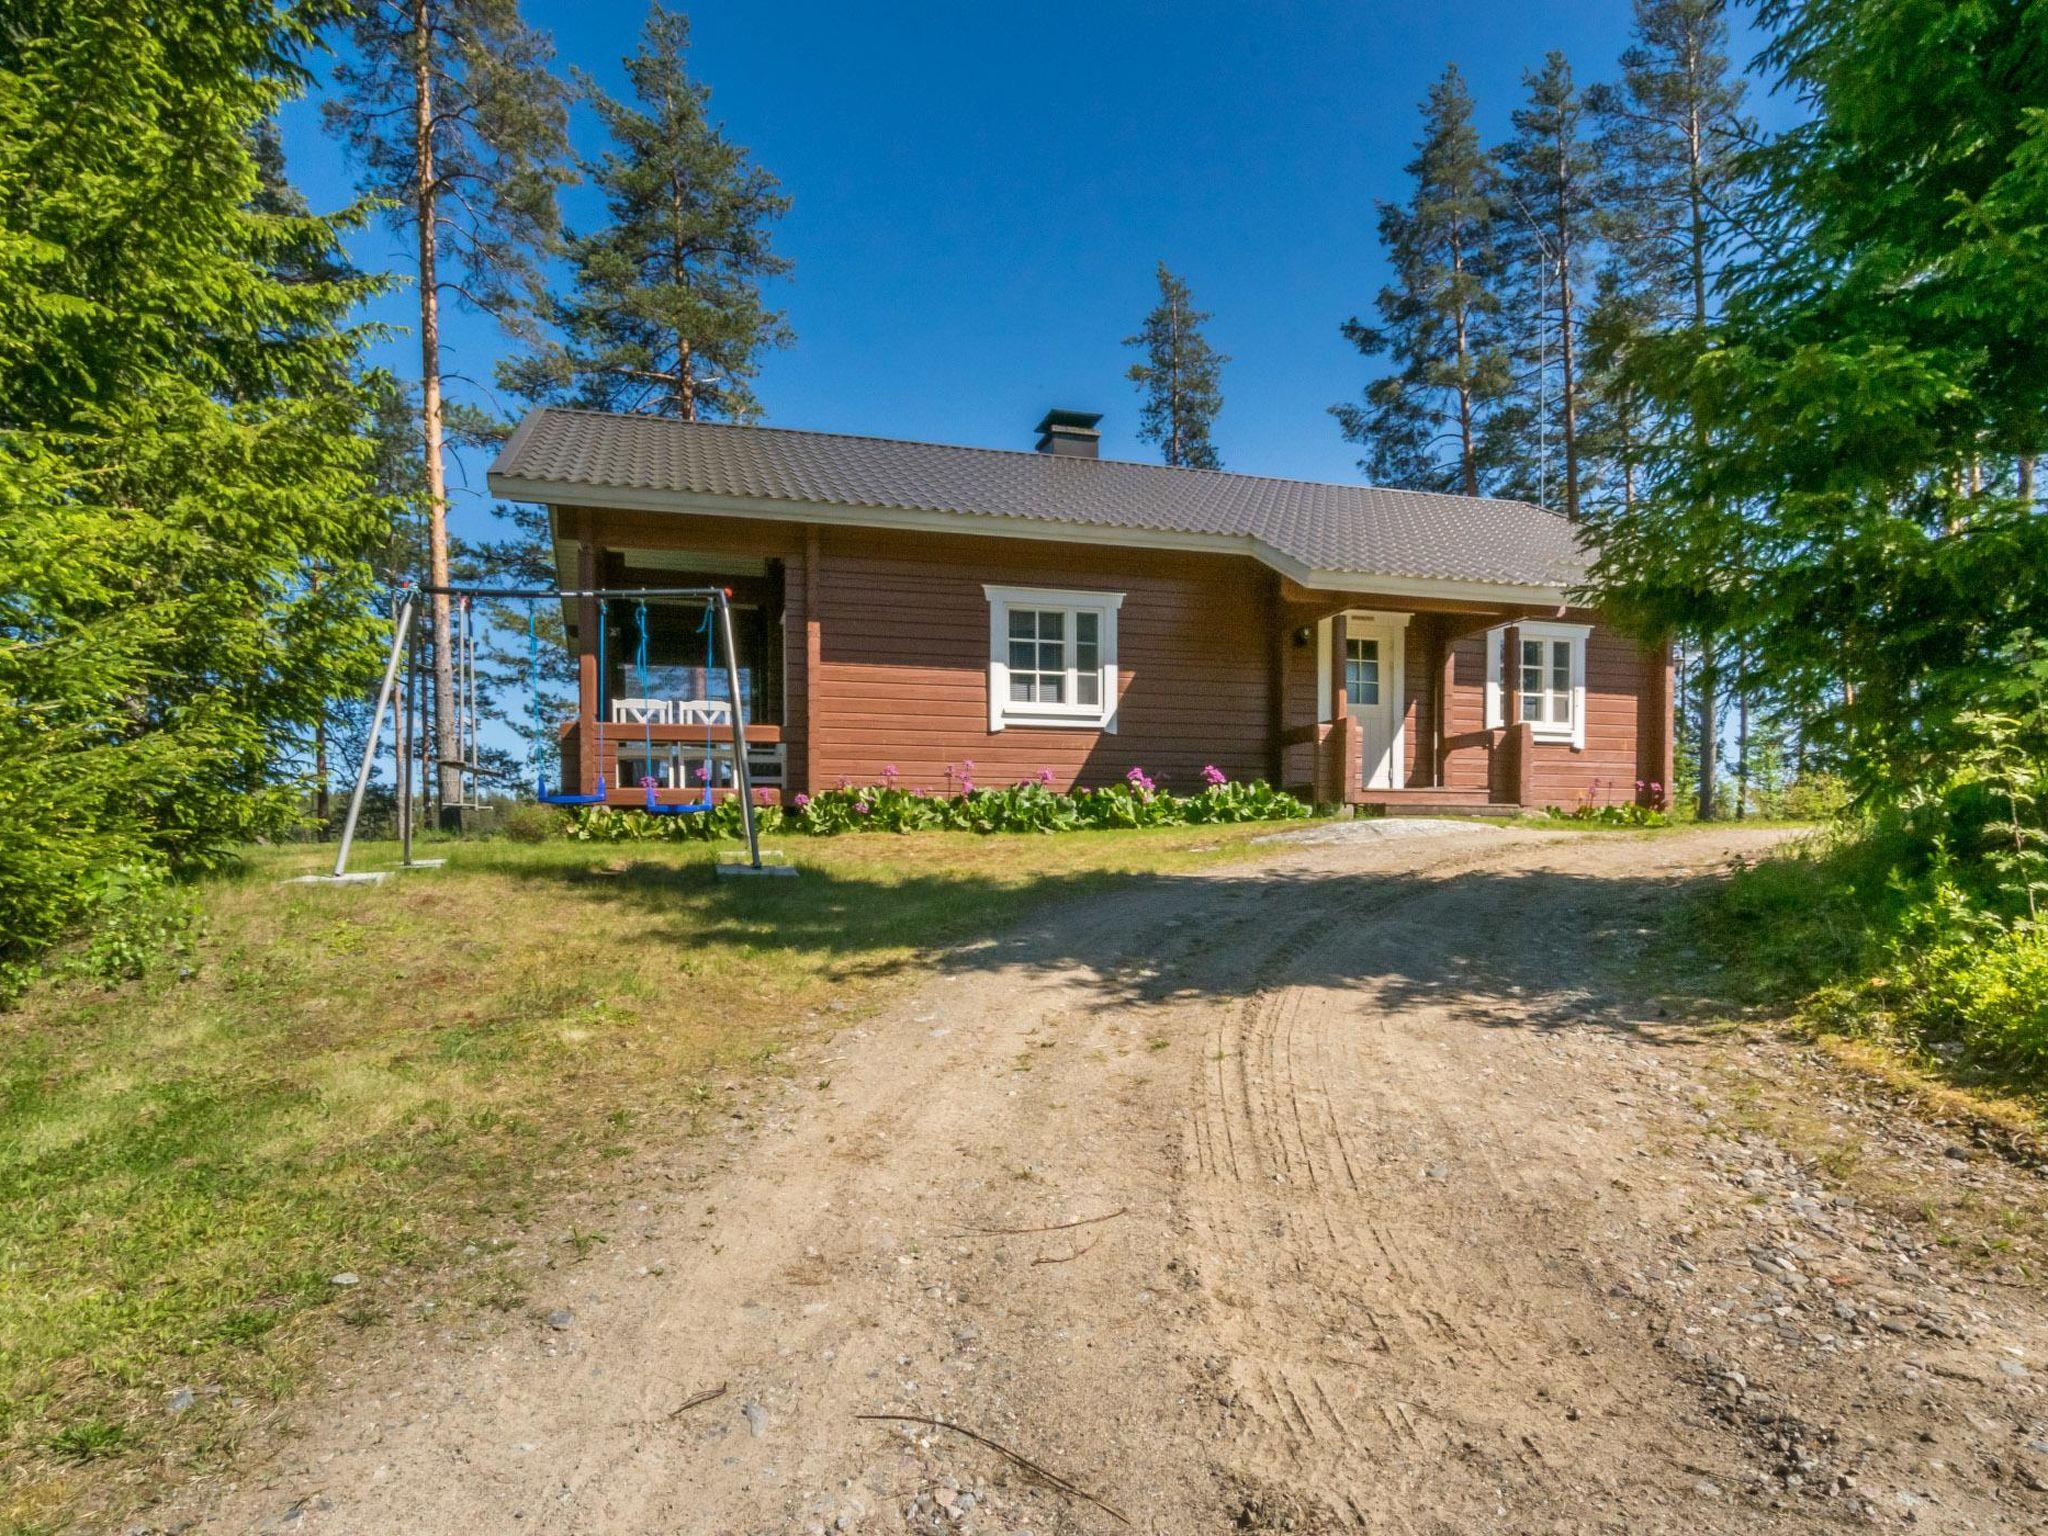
[169,825,2048,1535]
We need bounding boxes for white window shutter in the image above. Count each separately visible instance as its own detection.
[1484,628,1504,730]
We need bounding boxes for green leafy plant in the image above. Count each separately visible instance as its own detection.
[782,766,1309,838]
[1545,778,1669,827]
[498,804,567,844]
[567,796,786,843]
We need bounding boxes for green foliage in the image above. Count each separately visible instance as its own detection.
[1489,50,1601,515]
[324,0,571,326]
[502,3,791,421]
[0,0,388,986]
[1698,691,2048,1096]
[1587,0,2048,810]
[787,770,1310,838]
[64,863,197,988]
[1890,926,2048,1086]
[1123,262,1227,470]
[1333,65,1511,497]
[498,803,567,843]
[567,797,787,843]
[557,771,1309,844]
[1544,801,1669,827]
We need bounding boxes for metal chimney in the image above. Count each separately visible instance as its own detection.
[1034,409,1102,458]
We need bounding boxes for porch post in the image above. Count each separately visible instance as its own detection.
[803,523,822,796]
[1501,624,1523,806]
[1644,636,1676,808]
[1435,620,1455,788]
[576,510,600,796]
[1328,613,1351,802]
[1266,576,1286,786]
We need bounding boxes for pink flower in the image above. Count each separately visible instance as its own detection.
[961,779,975,795]
[793,792,811,810]
[854,799,870,815]
[882,763,899,781]
[1125,765,1155,794]
[1201,764,1227,788]
[837,776,851,790]
[1036,766,1055,785]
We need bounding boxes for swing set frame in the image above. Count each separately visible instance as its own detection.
[327,584,770,879]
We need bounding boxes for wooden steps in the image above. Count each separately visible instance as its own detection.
[1350,787,1527,820]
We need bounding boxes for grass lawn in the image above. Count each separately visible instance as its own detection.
[0,823,1284,1531]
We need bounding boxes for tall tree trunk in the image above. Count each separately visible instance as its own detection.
[1696,638,1720,820]
[1168,297,1183,467]
[1685,50,1719,821]
[413,0,460,813]
[1736,661,1750,820]
[677,335,696,421]
[1555,132,1580,519]
[314,717,330,833]
[1451,225,1478,497]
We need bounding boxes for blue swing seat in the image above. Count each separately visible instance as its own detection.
[537,775,608,807]
[638,779,713,815]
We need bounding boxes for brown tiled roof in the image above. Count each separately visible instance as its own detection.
[489,407,1588,593]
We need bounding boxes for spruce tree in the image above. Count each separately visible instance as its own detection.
[506,4,791,421]
[325,0,571,812]
[1333,66,1511,497]
[1592,0,2048,808]
[1493,52,1600,517]
[1584,0,1752,818]
[0,0,387,979]
[1122,263,1228,470]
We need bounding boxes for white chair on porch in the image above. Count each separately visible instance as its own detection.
[674,698,732,726]
[612,698,674,726]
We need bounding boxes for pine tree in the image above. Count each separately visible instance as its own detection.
[1493,52,1600,517]
[1584,0,1751,818]
[1122,263,1227,470]
[1578,266,1657,515]
[505,4,791,421]
[0,0,387,979]
[1333,66,1511,497]
[325,0,571,812]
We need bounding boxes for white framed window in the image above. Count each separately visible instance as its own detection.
[984,584,1123,731]
[1344,637,1381,707]
[1511,621,1590,748]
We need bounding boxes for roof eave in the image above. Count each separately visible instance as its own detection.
[487,471,1577,609]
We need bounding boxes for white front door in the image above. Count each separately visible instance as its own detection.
[1344,622,1398,789]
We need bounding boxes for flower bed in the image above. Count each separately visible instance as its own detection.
[566,765,1311,842]
[1543,777,1671,827]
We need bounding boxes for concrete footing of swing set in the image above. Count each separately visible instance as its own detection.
[288,871,390,886]
[716,851,798,878]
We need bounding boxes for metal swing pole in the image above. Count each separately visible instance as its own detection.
[715,589,763,870]
[400,614,418,867]
[333,590,418,878]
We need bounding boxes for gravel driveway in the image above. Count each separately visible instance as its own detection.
[171,824,2048,1535]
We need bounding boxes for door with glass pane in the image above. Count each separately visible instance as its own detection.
[1343,622,1398,789]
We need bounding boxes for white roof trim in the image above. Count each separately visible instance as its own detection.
[492,474,1575,609]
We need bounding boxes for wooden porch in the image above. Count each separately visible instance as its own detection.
[556,719,788,806]
[1271,581,1562,814]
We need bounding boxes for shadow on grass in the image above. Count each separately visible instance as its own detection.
[501,851,1742,1042]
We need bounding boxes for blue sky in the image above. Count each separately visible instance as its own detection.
[276,0,1780,549]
